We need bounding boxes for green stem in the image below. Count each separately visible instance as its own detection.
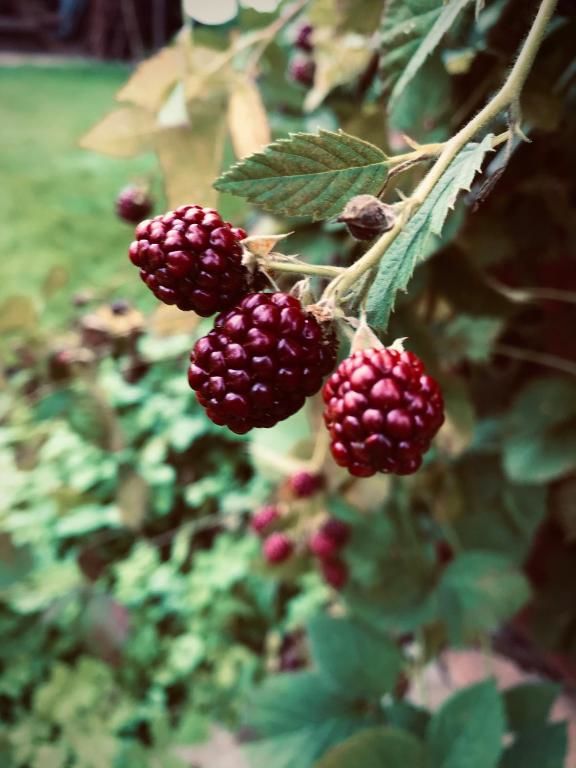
[322,0,557,306]
[264,259,345,279]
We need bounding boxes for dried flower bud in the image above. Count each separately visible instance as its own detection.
[338,195,396,241]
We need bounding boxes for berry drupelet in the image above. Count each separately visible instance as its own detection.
[128,204,253,316]
[188,292,337,434]
[323,347,444,477]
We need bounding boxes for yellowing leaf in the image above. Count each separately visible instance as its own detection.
[0,295,37,333]
[117,470,148,530]
[305,31,373,112]
[42,265,69,298]
[155,118,226,208]
[148,304,202,337]
[116,44,186,112]
[79,106,156,158]
[184,44,233,104]
[227,76,271,159]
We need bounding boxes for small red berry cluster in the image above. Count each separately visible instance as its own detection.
[250,471,350,590]
[128,203,445,475]
[289,22,316,88]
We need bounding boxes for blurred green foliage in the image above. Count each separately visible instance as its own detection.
[0,64,159,326]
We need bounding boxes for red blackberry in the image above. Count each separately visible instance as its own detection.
[263,532,294,564]
[288,471,324,498]
[188,292,337,434]
[116,185,153,224]
[323,347,444,477]
[251,504,280,536]
[128,204,254,316]
[320,557,348,589]
[294,22,314,52]
[309,518,350,558]
[289,55,316,87]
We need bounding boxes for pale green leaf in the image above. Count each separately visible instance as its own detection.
[427,680,504,768]
[214,130,389,221]
[389,0,474,109]
[366,134,494,330]
[316,727,426,768]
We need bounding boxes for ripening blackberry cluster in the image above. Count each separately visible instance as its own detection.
[127,203,444,479]
[249,473,351,590]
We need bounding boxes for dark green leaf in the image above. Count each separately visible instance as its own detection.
[427,680,505,768]
[503,377,576,483]
[499,723,567,768]
[308,615,403,697]
[315,726,426,768]
[437,552,530,643]
[379,0,443,95]
[389,0,474,109]
[367,135,494,330]
[214,130,389,220]
[385,700,430,739]
[504,683,560,733]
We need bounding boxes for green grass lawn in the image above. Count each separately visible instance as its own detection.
[0,63,160,327]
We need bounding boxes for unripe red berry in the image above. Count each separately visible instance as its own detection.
[294,22,314,52]
[288,471,324,498]
[188,292,337,434]
[323,347,444,477]
[129,204,256,316]
[251,504,280,536]
[321,518,350,546]
[116,185,153,224]
[263,532,294,564]
[289,55,316,87]
[320,557,348,589]
[309,518,350,558]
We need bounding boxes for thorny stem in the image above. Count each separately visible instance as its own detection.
[315,0,558,307]
[264,259,345,279]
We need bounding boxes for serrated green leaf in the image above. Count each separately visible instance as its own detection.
[214,130,389,220]
[389,0,473,109]
[316,726,426,768]
[307,615,403,698]
[427,680,505,768]
[380,0,443,94]
[366,134,494,330]
[499,723,568,768]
